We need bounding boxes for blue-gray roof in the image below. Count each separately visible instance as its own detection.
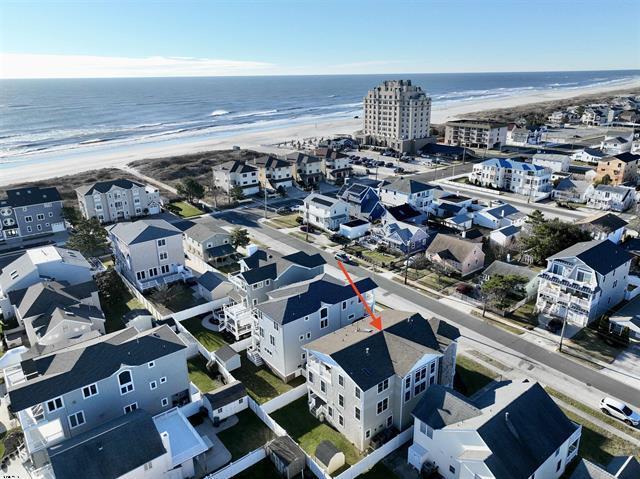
[48,409,165,479]
[481,158,546,172]
[197,271,226,291]
[549,239,632,275]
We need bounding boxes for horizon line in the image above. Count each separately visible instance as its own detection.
[2,67,640,81]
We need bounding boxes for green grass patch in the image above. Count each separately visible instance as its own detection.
[180,317,229,352]
[565,328,622,364]
[232,353,305,403]
[269,213,301,229]
[149,283,206,313]
[546,387,640,441]
[215,262,240,274]
[102,292,145,333]
[187,356,223,393]
[455,355,498,396]
[271,397,364,468]
[509,301,538,328]
[561,409,639,464]
[361,250,397,266]
[234,459,282,479]
[217,409,275,460]
[169,201,203,218]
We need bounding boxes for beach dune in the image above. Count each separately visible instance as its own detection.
[2,78,639,187]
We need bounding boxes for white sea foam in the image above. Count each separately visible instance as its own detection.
[209,109,230,116]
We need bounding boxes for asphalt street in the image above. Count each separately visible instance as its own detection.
[215,208,640,407]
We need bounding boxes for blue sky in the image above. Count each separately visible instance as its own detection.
[1,0,639,78]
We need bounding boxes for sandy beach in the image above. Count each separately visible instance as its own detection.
[2,78,639,187]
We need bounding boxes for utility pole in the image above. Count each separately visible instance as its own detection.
[263,187,268,219]
[558,316,568,352]
[404,251,411,285]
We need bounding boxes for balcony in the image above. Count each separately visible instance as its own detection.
[137,267,194,292]
[17,410,66,455]
[227,273,246,291]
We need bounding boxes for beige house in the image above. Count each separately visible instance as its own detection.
[594,152,640,186]
[425,233,485,277]
[444,120,508,149]
[315,148,352,185]
[251,155,294,190]
[182,216,235,265]
[286,153,323,187]
[361,80,432,153]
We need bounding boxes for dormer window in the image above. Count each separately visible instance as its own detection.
[576,269,592,283]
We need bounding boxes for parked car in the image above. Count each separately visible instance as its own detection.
[334,252,356,265]
[600,397,640,426]
[394,167,405,174]
[385,162,394,168]
[545,318,563,333]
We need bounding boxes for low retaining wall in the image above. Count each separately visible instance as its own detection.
[261,383,308,415]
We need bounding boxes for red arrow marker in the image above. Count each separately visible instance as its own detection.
[337,261,382,331]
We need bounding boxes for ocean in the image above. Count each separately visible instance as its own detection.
[1,70,639,163]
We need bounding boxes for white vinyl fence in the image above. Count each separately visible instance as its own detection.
[204,448,266,479]
[334,428,413,479]
[261,383,308,414]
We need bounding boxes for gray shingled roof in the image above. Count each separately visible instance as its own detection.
[426,233,480,263]
[8,325,185,411]
[548,239,632,275]
[48,409,166,479]
[382,178,435,195]
[315,440,341,466]
[256,275,376,325]
[107,219,181,245]
[2,186,62,207]
[239,250,325,285]
[213,160,257,173]
[412,385,481,428]
[205,381,247,408]
[184,216,229,242]
[305,311,453,390]
[16,280,97,320]
[76,179,146,196]
[267,435,306,467]
[578,212,628,234]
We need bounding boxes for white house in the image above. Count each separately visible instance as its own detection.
[600,131,634,155]
[339,219,370,240]
[577,212,627,244]
[212,160,260,195]
[532,153,571,173]
[489,225,521,249]
[379,178,436,212]
[585,184,636,212]
[571,147,608,165]
[536,239,632,327]
[469,158,552,198]
[408,380,581,479]
[302,193,349,231]
[473,203,526,230]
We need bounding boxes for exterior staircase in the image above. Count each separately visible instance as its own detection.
[247,348,264,367]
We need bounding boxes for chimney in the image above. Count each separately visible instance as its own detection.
[365,347,370,355]
[461,230,466,239]
[501,209,505,217]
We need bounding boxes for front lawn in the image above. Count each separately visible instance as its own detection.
[565,328,623,364]
[269,213,301,229]
[231,353,305,403]
[509,301,539,328]
[271,397,364,469]
[454,355,498,397]
[561,409,639,464]
[217,409,275,460]
[169,201,203,218]
[187,356,223,393]
[180,317,229,352]
[361,249,397,266]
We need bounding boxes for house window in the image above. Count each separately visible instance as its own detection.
[321,381,326,393]
[24,215,33,222]
[355,407,361,420]
[449,465,456,474]
[161,264,170,274]
[376,398,389,414]
[46,397,64,413]
[119,370,134,395]
[342,301,346,310]
[68,411,85,429]
[355,387,361,399]
[269,335,276,346]
[339,415,344,427]
[320,307,328,319]
[377,378,389,393]
[320,318,328,329]
[157,239,166,247]
[365,429,371,439]
[161,398,169,407]
[82,384,98,399]
[150,381,158,390]
[144,462,153,471]
[328,406,333,417]
[37,213,45,221]
[338,375,344,387]
[404,390,411,402]
[556,460,562,472]
[308,371,314,382]
[338,394,344,408]
[159,252,168,261]
[124,403,138,414]
[386,416,393,427]
[160,377,167,384]
[148,361,155,368]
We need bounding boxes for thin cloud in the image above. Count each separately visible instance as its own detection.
[0,53,275,79]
